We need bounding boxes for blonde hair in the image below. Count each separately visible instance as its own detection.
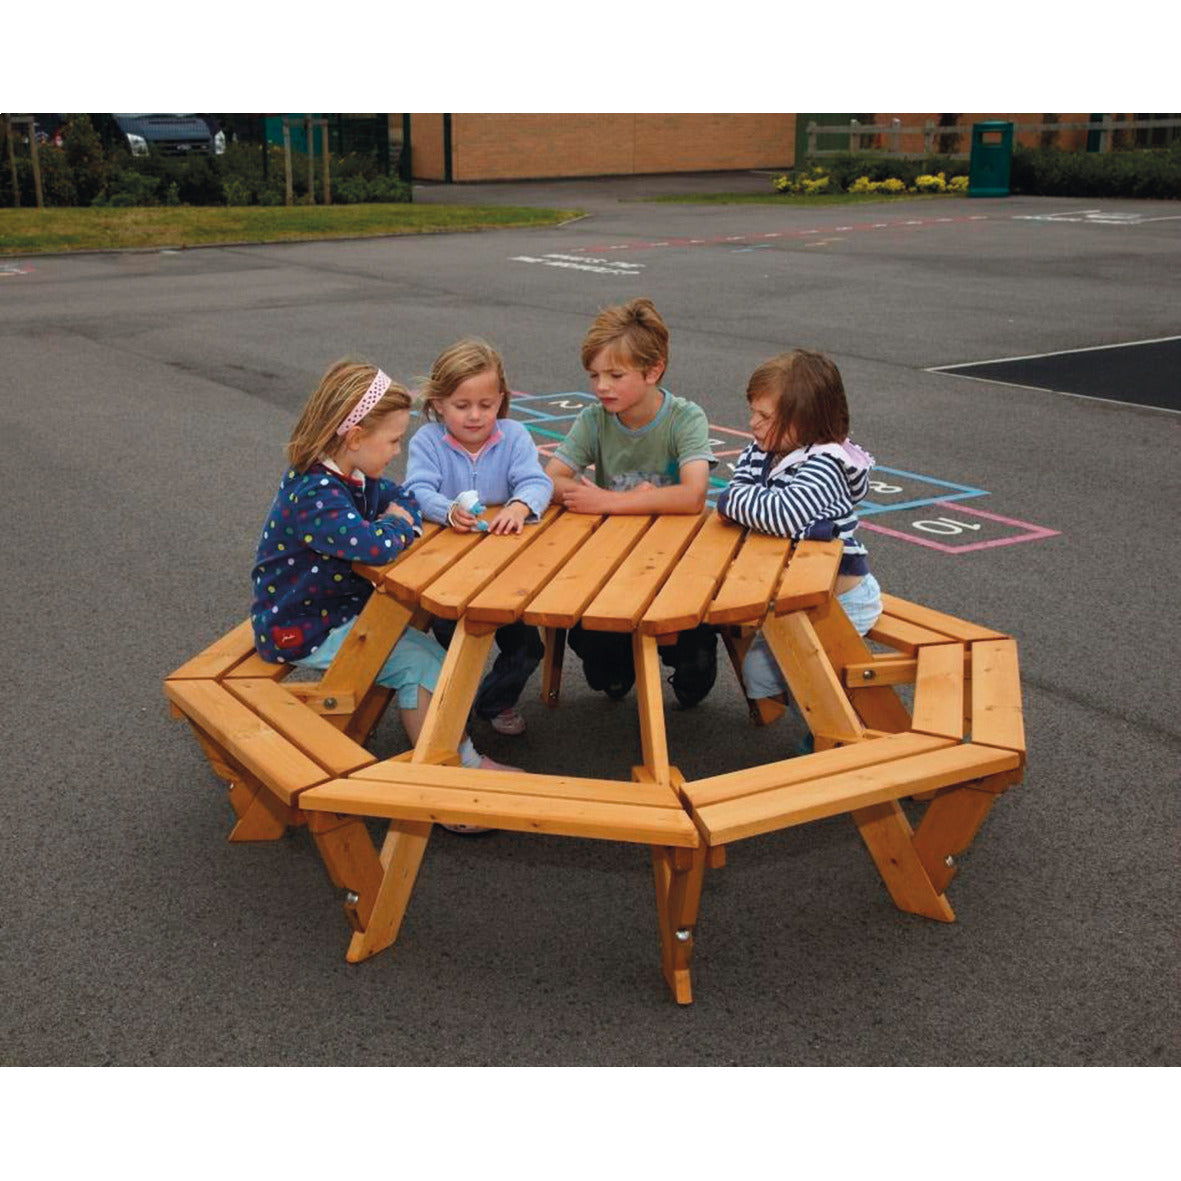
[287,359,412,471]
[746,349,850,453]
[418,338,510,423]
[580,297,669,377]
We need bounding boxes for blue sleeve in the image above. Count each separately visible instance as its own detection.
[404,429,456,525]
[292,474,417,562]
[504,422,553,519]
[375,477,423,534]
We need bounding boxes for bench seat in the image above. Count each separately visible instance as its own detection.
[682,732,1021,845]
[300,761,701,847]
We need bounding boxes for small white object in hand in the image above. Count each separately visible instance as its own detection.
[454,490,489,530]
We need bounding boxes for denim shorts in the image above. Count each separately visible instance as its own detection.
[295,616,444,709]
[743,573,882,699]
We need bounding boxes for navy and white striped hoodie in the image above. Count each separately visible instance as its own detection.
[715,438,874,576]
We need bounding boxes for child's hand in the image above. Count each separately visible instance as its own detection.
[447,505,481,532]
[562,475,613,514]
[382,502,416,529]
[488,501,530,535]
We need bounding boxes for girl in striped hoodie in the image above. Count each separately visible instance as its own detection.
[716,350,882,737]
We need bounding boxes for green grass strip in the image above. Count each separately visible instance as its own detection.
[0,204,583,255]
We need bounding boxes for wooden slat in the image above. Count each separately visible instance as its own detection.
[349,760,684,809]
[164,678,328,805]
[354,522,443,585]
[223,679,376,778]
[380,527,487,603]
[522,516,653,628]
[691,742,1021,845]
[467,510,602,624]
[581,515,705,632]
[166,620,256,681]
[774,539,843,614]
[420,508,560,618]
[971,638,1026,755]
[879,593,1007,642]
[223,652,291,681]
[641,513,745,635]
[706,533,793,625]
[843,654,972,688]
[911,643,966,740]
[683,731,953,808]
[299,777,701,847]
[868,614,954,655]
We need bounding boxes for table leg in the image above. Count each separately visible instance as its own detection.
[851,799,955,922]
[541,627,566,708]
[651,845,707,1004]
[761,611,866,745]
[345,616,496,964]
[633,632,670,784]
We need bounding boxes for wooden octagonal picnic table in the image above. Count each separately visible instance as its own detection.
[166,504,1026,1004]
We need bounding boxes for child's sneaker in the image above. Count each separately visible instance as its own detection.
[489,707,526,735]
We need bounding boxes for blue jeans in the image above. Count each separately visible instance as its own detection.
[743,573,882,698]
[295,616,445,709]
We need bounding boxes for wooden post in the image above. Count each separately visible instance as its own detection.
[282,117,293,206]
[850,118,860,154]
[807,120,817,157]
[305,115,315,204]
[26,119,42,209]
[923,120,935,155]
[891,117,901,155]
[4,115,18,208]
[319,119,331,205]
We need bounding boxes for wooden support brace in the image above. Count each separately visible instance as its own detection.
[851,799,955,922]
[307,811,383,930]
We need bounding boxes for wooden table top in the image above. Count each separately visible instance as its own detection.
[357,506,846,635]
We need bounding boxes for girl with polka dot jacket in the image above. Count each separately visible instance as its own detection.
[250,359,512,780]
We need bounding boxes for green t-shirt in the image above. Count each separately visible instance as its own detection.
[553,391,716,491]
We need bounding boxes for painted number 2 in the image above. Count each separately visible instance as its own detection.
[869,480,903,495]
[912,516,983,536]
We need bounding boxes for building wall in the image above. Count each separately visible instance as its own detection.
[410,113,796,182]
[411,113,447,181]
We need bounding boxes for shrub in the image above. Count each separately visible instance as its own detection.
[2,144,78,207]
[1010,144,1181,199]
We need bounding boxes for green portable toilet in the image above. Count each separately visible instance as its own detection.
[968,121,1014,197]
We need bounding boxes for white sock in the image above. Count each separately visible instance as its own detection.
[459,738,480,768]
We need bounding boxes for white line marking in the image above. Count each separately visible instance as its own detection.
[929,335,1181,369]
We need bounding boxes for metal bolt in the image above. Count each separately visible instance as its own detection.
[675,928,692,943]
[345,891,359,905]
[944,855,955,867]
[323,696,338,710]
[863,669,875,680]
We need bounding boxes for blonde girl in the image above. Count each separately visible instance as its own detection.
[404,339,552,735]
[251,358,511,781]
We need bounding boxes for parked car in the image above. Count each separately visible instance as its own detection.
[108,114,225,157]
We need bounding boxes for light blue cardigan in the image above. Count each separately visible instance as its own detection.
[404,418,553,525]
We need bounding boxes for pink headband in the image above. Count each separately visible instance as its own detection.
[336,369,392,436]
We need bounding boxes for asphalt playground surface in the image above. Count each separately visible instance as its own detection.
[2,174,1178,1067]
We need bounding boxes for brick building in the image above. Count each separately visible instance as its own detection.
[394,113,1124,183]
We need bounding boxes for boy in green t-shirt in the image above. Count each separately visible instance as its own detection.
[545,298,719,706]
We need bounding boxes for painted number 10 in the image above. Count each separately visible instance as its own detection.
[912,516,983,536]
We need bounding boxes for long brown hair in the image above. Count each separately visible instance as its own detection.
[746,349,849,453]
[287,359,411,471]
